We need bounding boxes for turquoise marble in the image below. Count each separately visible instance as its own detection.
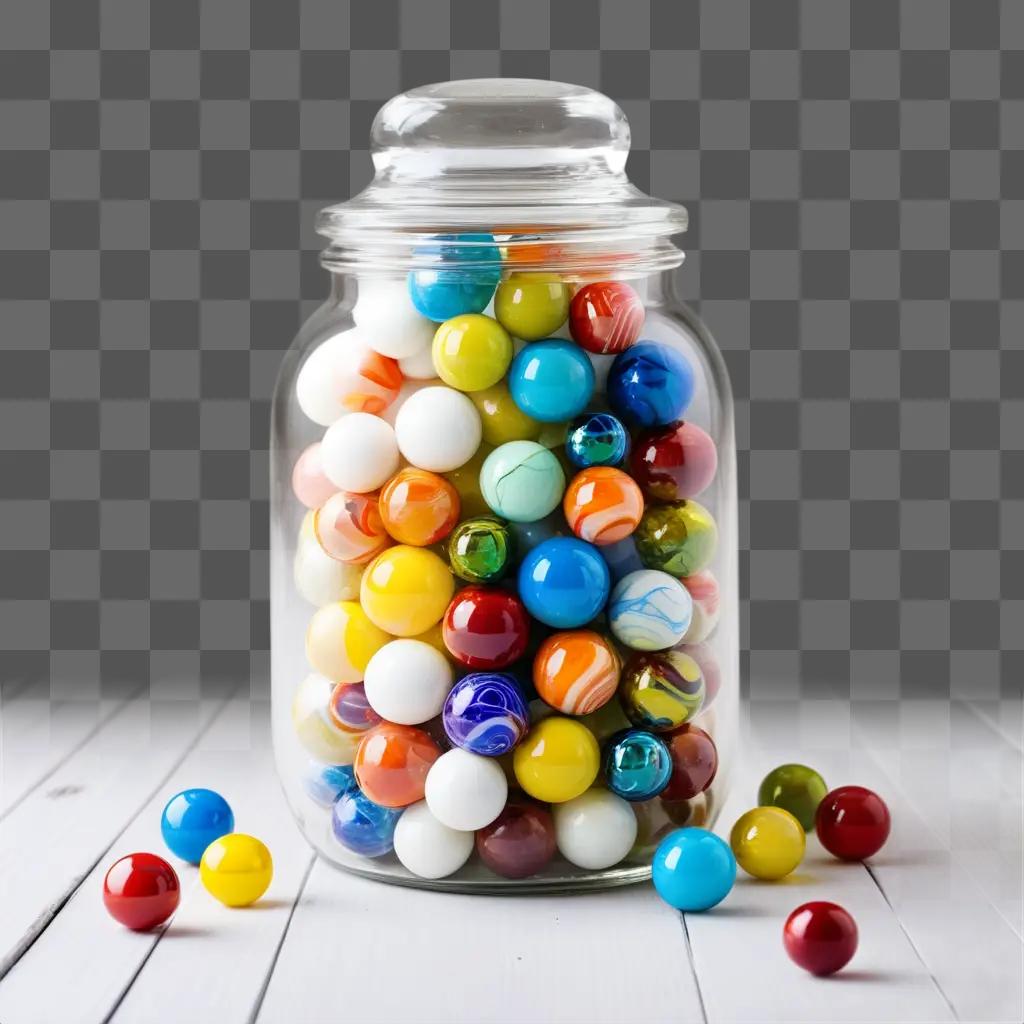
[608,569,693,651]
[480,440,566,523]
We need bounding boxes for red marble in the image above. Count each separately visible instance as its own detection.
[569,281,645,355]
[815,786,891,860]
[631,420,718,501]
[476,799,557,879]
[661,723,718,801]
[442,586,530,669]
[784,901,859,975]
[102,852,181,931]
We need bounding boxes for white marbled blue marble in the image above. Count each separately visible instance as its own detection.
[608,569,693,651]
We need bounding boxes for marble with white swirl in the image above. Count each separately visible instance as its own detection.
[608,569,693,651]
[442,672,530,757]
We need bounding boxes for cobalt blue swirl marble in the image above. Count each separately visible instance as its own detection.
[604,728,674,801]
[608,569,693,651]
[607,341,695,429]
[518,536,611,629]
[407,233,501,321]
[331,789,402,857]
[303,762,358,808]
[566,412,629,468]
[442,672,530,756]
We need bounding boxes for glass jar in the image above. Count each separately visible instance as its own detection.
[271,80,738,892]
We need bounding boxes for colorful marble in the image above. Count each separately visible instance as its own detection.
[758,763,829,832]
[103,853,180,931]
[553,789,638,870]
[508,339,595,423]
[200,834,273,907]
[314,490,391,565]
[475,799,557,879]
[378,468,460,546]
[517,537,611,629]
[424,747,508,831]
[569,281,645,354]
[494,273,571,341]
[633,500,718,577]
[604,729,673,802]
[512,716,600,804]
[354,722,442,808]
[563,467,644,546]
[565,412,629,469]
[442,671,530,756]
[652,827,735,911]
[363,638,454,725]
[305,600,392,684]
[333,334,403,414]
[320,412,401,494]
[608,569,693,651]
[730,806,806,880]
[447,516,513,583]
[302,762,358,808]
[331,789,402,858]
[480,440,566,523]
[532,629,621,715]
[618,648,706,732]
[407,233,501,322]
[442,587,529,670]
[815,786,891,861]
[393,385,482,473]
[631,420,718,500]
[432,313,513,392]
[359,545,455,637]
[291,442,338,510]
[328,681,382,734]
[393,800,474,879]
[470,381,542,447]
[292,673,362,764]
[160,788,234,864]
[784,902,859,976]
[680,570,720,643]
[663,724,718,800]
[607,342,695,429]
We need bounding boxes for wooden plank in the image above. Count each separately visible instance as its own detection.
[0,694,227,979]
[257,862,706,1024]
[0,695,136,818]
[0,697,314,1024]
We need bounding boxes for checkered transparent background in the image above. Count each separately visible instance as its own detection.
[0,0,1018,705]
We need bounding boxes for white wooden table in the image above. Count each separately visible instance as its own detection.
[0,686,1020,1024]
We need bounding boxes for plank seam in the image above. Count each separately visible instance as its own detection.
[0,689,237,986]
[247,851,318,1024]
[0,683,149,825]
[679,913,710,1024]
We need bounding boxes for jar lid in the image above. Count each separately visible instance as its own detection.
[317,79,688,274]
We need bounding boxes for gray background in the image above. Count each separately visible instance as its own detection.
[0,0,1017,705]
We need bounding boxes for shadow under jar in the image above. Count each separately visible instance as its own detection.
[271,79,738,893]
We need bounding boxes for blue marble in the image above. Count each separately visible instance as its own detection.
[565,412,629,468]
[331,790,402,858]
[160,788,234,864]
[517,536,611,629]
[653,828,736,911]
[508,339,595,423]
[607,342,695,429]
[302,762,358,808]
[443,672,530,757]
[603,729,673,802]
[608,569,693,651]
[407,233,501,322]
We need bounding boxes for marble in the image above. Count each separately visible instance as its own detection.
[532,629,621,715]
[331,789,403,858]
[815,786,891,860]
[730,807,806,880]
[432,313,513,392]
[758,763,828,832]
[569,280,645,354]
[320,412,401,494]
[393,800,474,879]
[565,412,629,469]
[508,339,595,422]
[494,272,571,341]
[199,834,273,907]
[618,647,706,732]
[633,499,718,577]
[359,545,455,637]
[652,827,735,911]
[363,638,454,725]
[442,671,530,756]
[442,586,530,669]
[302,762,358,808]
[662,724,718,800]
[291,442,338,509]
[394,385,482,473]
[407,233,501,322]
[378,467,460,546]
[563,467,644,546]
[314,490,391,565]
[553,789,638,870]
[608,569,693,651]
[480,440,565,523]
[103,853,180,931]
[680,569,720,644]
[353,722,442,808]
[784,902,859,976]
[631,420,718,500]
[603,729,673,802]
[333,334,403,414]
[424,747,509,832]
[470,381,542,446]
[160,788,234,865]
[447,516,513,583]
[475,799,557,879]
[512,717,600,804]
[305,600,392,684]
[607,342,695,429]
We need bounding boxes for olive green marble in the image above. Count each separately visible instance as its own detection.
[758,763,828,832]
[633,500,718,577]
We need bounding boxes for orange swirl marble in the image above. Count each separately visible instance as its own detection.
[378,467,461,546]
[532,630,622,715]
[563,466,645,546]
[314,490,391,564]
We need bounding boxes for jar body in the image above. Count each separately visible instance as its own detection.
[271,266,738,892]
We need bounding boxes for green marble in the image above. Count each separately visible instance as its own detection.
[633,500,718,577]
[447,516,513,584]
[758,763,828,832]
[479,440,565,524]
